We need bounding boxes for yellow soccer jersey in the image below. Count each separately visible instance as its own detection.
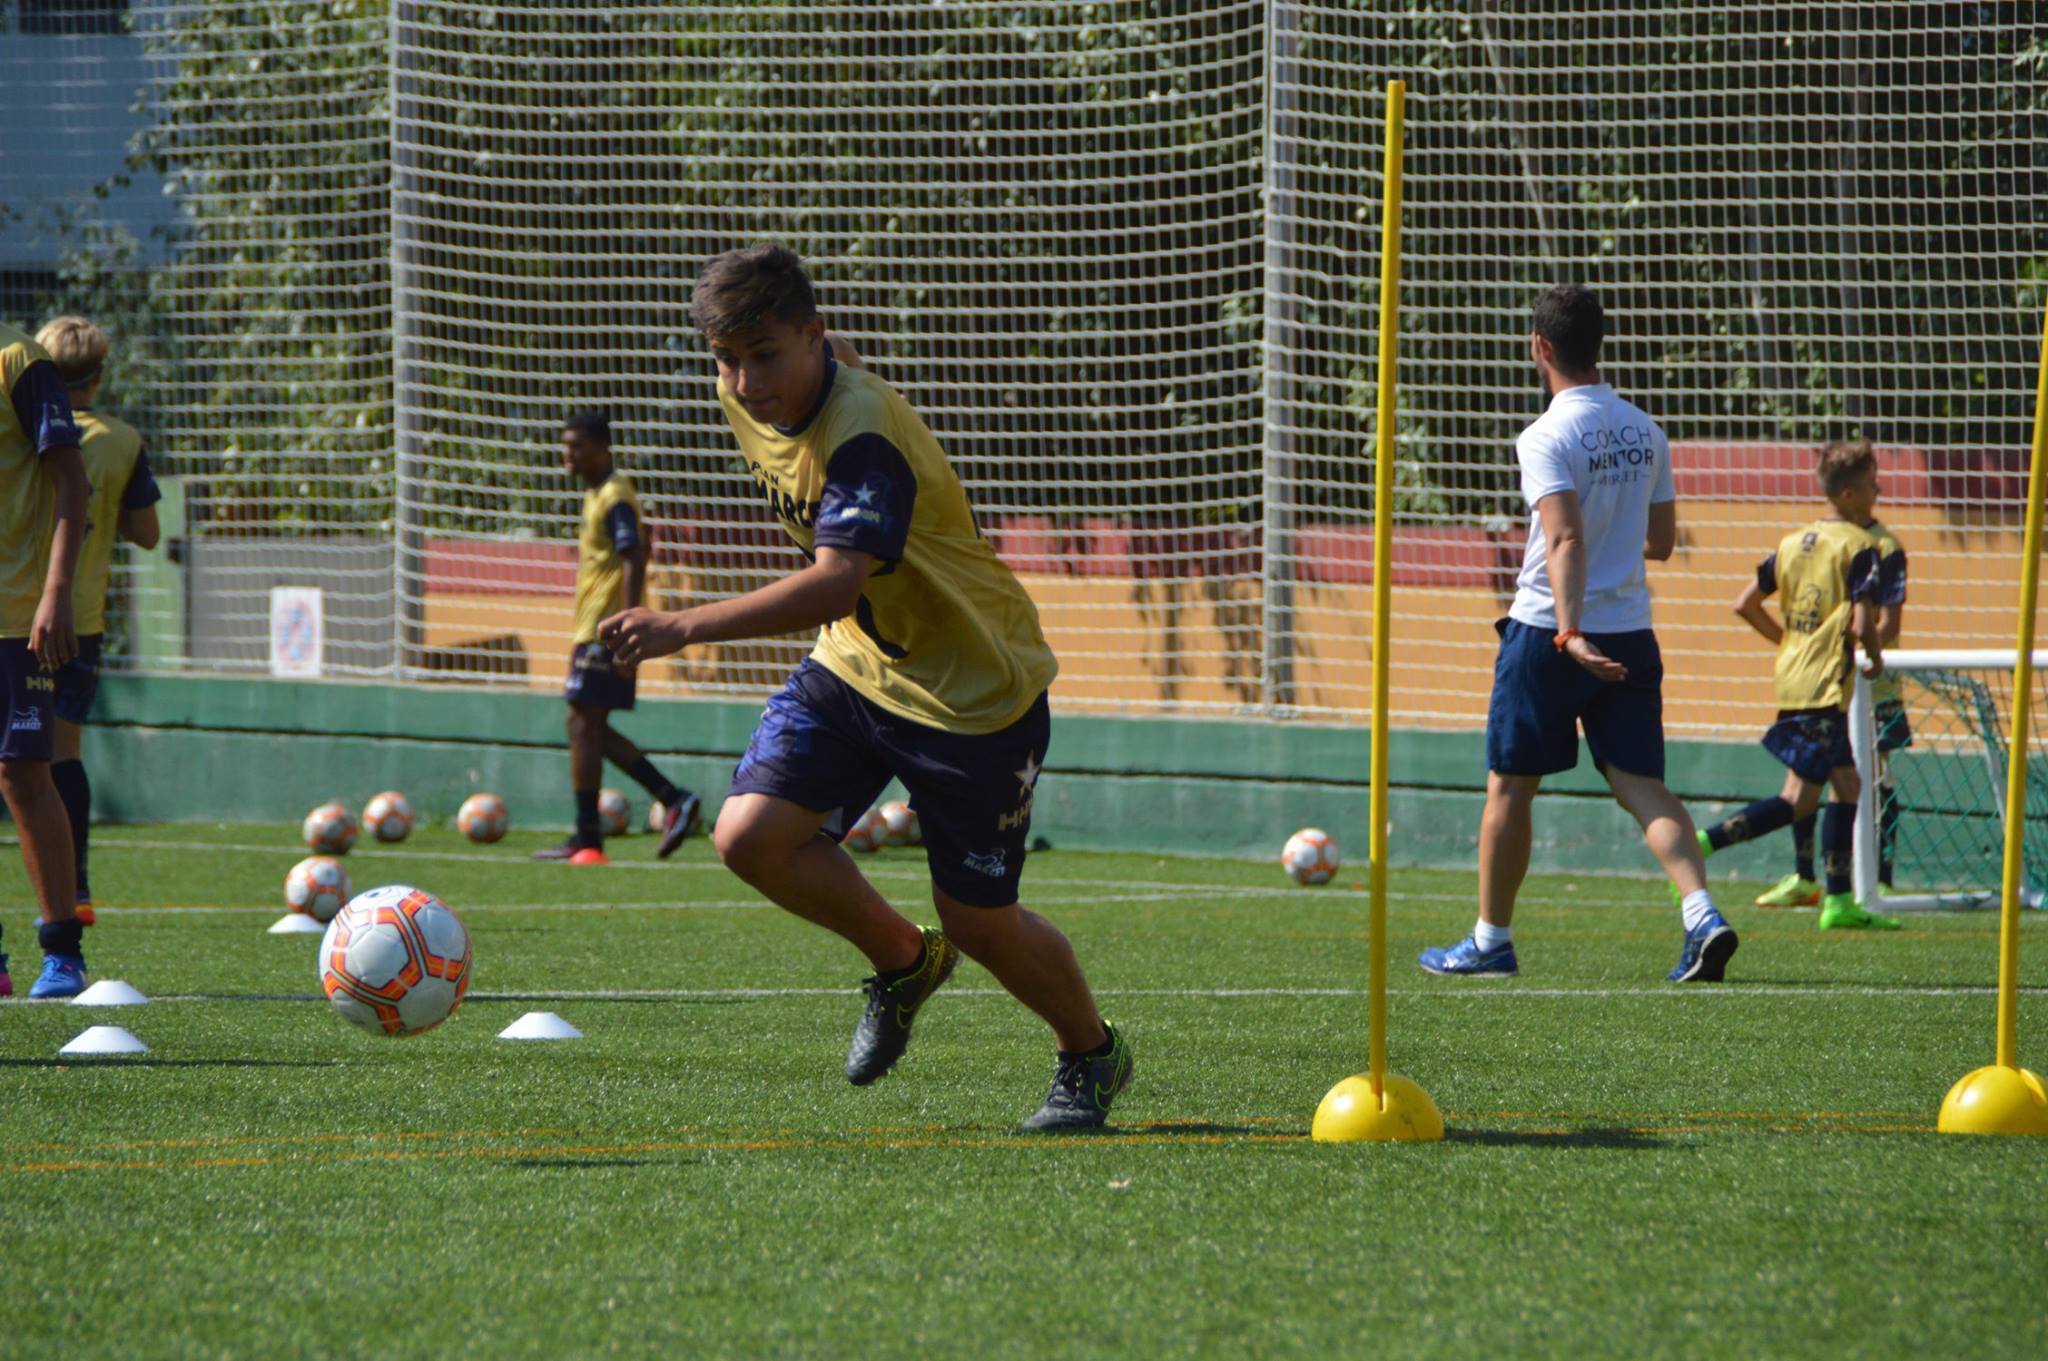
[0,323,82,637]
[1758,517,1884,712]
[574,472,644,646]
[718,357,1058,734]
[73,410,159,636]
[1863,518,1908,707]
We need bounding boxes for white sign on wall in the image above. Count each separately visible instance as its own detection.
[269,586,324,678]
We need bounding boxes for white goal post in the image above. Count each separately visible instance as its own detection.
[1850,649,2048,911]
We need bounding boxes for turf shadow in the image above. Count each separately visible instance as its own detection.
[1447,1126,1667,1150]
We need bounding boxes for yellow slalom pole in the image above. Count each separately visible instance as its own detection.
[1937,293,2048,1135]
[1312,79,1441,1144]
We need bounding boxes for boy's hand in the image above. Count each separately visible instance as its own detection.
[29,585,75,669]
[1860,652,1885,679]
[598,607,688,665]
[1564,633,1628,683]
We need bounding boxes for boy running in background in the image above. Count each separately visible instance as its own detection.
[0,321,90,998]
[532,409,702,865]
[600,243,1131,1130]
[34,317,162,925]
[1695,439,1901,930]
[1761,445,1908,905]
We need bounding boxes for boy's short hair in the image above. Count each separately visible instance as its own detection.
[35,315,108,386]
[690,243,818,340]
[1531,284,1604,374]
[1817,438,1877,496]
[563,408,612,443]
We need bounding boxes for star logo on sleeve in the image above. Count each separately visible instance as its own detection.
[853,483,879,507]
[1013,751,1042,792]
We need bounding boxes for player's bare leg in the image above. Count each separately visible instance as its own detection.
[2,760,87,997]
[535,704,613,861]
[1603,767,1707,896]
[932,890,1106,1053]
[714,792,922,972]
[1477,772,1540,927]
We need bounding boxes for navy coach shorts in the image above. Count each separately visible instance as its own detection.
[727,659,1050,908]
[53,632,104,726]
[564,642,636,711]
[1763,707,1852,783]
[1485,618,1666,780]
[0,638,56,763]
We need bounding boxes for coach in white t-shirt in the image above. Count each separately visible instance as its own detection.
[1418,285,1739,983]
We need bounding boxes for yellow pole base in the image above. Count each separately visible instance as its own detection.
[1312,1072,1444,1143]
[1937,1064,2048,1136]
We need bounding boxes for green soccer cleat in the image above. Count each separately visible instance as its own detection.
[845,926,959,1086]
[1755,874,1821,908]
[1022,1022,1134,1133]
[1817,893,1902,931]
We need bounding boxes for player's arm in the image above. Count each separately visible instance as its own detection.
[1734,553,1782,645]
[1643,499,1677,562]
[1535,489,1626,682]
[1875,544,1905,646]
[599,546,874,663]
[1851,545,1884,677]
[11,357,86,667]
[1854,599,1884,677]
[1878,603,1902,647]
[117,444,163,549]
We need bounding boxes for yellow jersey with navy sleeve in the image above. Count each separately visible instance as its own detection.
[0,323,83,638]
[574,471,644,646]
[1863,518,1907,707]
[73,409,160,636]
[1757,517,1883,712]
[718,356,1057,734]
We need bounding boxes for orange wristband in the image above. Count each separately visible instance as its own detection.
[1553,628,1582,652]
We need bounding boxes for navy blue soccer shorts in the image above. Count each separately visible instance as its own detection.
[726,659,1050,908]
[1763,707,1852,783]
[0,638,56,763]
[564,642,636,711]
[1485,618,1666,780]
[53,632,103,726]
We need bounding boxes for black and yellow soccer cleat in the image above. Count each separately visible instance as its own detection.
[1021,1022,1134,1133]
[845,926,959,1086]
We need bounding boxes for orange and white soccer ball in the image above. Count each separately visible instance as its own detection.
[1281,828,1340,886]
[457,793,508,844]
[877,800,921,847]
[842,806,885,853]
[319,885,473,1037]
[285,855,351,923]
[303,801,358,855]
[597,788,630,837]
[647,801,669,834]
[363,791,414,843]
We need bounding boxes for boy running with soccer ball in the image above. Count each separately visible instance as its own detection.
[599,244,1130,1130]
[1693,439,1900,930]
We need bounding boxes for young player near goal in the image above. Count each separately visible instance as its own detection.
[0,322,90,998]
[599,243,1132,1130]
[1762,443,1908,906]
[1417,285,1737,982]
[1692,440,1901,930]
[532,409,703,865]
[34,317,163,927]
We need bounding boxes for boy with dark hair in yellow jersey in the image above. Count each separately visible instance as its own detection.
[0,321,92,999]
[533,408,702,866]
[34,317,163,927]
[1694,439,1901,930]
[600,243,1131,1130]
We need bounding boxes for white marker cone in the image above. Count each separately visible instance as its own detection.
[497,1011,583,1041]
[71,979,149,1007]
[268,913,326,935]
[59,1025,149,1056]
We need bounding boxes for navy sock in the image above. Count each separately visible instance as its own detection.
[51,759,90,900]
[622,755,681,809]
[1707,796,1795,850]
[1822,801,1855,897]
[574,788,603,849]
[1064,1030,1118,1061]
[39,916,84,957]
[1791,811,1816,882]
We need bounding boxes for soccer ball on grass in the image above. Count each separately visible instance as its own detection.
[363,790,415,843]
[597,788,630,837]
[303,801,359,854]
[319,884,473,1037]
[1281,828,1340,886]
[457,793,508,844]
[285,855,351,923]
[842,806,885,853]
[878,800,921,847]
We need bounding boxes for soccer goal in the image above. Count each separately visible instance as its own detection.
[1850,650,2048,911]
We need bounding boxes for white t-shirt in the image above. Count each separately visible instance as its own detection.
[1507,382,1673,634]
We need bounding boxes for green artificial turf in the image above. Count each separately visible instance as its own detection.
[3,824,2044,1359]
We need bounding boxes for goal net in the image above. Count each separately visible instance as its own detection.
[1850,651,2048,911]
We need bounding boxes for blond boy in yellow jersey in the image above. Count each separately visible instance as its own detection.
[0,321,90,998]
[600,244,1129,1131]
[1694,440,1899,930]
[532,408,701,866]
[34,318,163,926]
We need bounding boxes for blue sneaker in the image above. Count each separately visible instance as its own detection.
[1668,912,1738,982]
[28,953,89,1000]
[1418,935,1518,977]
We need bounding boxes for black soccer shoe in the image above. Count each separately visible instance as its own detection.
[1021,1022,1134,1133]
[530,839,586,862]
[655,791,704,861]
[845,927,959,1086]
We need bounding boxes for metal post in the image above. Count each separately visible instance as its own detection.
[389,2,423,677]
[1259,0,1300,711]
